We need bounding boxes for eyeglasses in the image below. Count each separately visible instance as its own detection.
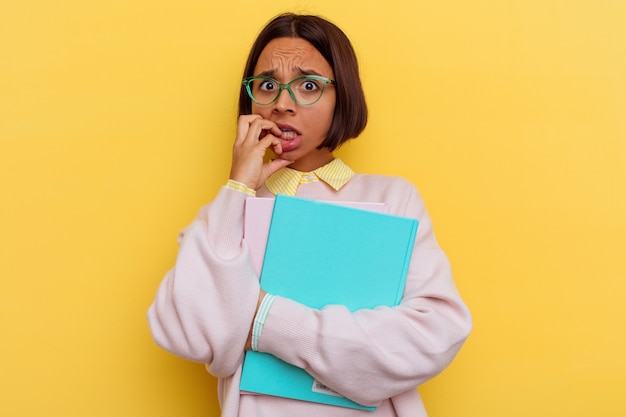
[242,75,335,106]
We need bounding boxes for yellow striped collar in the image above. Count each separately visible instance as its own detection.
[265,158,354,196]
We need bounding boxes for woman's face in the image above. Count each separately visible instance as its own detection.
[252,37,336,172]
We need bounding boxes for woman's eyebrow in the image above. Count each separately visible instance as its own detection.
[256,69,276,77]
[295,67,323,76]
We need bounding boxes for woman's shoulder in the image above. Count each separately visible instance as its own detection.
[342,173,424,214]
[350,172,418,192]
[346,173,430,220]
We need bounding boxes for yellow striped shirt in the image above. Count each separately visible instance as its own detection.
[265,158,354,196]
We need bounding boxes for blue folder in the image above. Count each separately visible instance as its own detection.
[240,195,418,410]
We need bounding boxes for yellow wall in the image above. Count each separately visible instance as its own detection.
[1,0,624,416]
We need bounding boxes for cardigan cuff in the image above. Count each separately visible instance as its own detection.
[251,293,275,351]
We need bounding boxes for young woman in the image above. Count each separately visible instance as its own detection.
[148,13,471,417]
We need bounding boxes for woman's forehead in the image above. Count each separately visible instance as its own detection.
[254,37,333,78]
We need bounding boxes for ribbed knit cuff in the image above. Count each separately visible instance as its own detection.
[251,293,275,351]
[226,179,256,196]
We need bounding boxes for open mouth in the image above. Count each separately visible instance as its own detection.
[276,123,301,140]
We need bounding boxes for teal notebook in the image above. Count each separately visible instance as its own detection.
[240,195,418,410]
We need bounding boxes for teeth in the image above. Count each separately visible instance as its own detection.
[280,130,298,139]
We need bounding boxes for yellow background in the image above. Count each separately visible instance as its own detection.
[1,0,624,416]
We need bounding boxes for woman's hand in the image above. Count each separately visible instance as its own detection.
[229,115,293,190]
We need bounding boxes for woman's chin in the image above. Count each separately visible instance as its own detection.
[276,153,297,164]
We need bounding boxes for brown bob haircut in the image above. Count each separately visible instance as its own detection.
[238,13,368,152]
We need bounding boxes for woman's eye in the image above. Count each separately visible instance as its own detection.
[301,81,319,91]
[260,81,276,91]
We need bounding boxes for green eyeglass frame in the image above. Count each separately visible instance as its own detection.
[242,75,335,106]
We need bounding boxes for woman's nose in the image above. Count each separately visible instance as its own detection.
[274,88,296,112]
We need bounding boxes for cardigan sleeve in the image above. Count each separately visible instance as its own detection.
[147,186,260,378]
[256,182,472,407]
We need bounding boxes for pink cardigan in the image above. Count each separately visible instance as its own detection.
[148,173,472,417]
